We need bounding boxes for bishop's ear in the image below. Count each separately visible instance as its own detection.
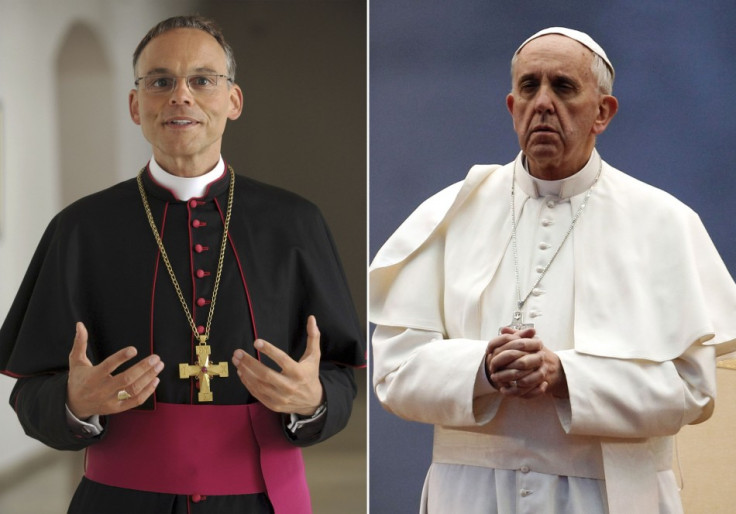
[129,89,141,125]
[228,84,244,121]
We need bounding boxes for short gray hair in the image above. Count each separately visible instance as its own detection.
[133,15,237,80]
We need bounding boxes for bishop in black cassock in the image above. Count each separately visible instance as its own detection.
[0,14,364,514]
[0,162,365,513]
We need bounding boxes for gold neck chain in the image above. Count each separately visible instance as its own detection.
[136,166,235,344]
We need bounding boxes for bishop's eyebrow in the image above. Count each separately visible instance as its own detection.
[140,66,221,76]
[140,67,173,76]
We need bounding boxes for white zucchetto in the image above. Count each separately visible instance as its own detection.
[515,27,614,79]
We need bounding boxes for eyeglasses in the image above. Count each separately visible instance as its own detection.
[134,74,233,94]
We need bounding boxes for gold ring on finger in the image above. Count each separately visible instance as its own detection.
[117,390,132,401]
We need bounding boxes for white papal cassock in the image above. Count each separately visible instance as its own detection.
[370,150,736,514]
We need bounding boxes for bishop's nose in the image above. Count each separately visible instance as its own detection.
[169,78,194,105]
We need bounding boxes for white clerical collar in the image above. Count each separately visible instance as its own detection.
[515,150,601,199]
[148,157,226,201]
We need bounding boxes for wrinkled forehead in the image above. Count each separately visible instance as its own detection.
[511,35,601,90]
[515,27,614,78]
[516,34,594,69]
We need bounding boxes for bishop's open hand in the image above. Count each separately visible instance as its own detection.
[66,322,164,420]
[231,315,324,416]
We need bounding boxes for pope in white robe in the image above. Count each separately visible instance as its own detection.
[370,27,736,514]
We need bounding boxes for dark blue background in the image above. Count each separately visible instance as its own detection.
[370,1,736,512]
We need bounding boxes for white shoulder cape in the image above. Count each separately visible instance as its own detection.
[371,157,736,360]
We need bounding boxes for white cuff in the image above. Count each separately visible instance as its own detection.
[65,404,103,437]
[474,354,496,396]
[287,402,327,433]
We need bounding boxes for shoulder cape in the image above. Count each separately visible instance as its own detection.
[370,157,736,360]
[1,169,365,387]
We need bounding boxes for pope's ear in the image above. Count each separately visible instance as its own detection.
[129,89,141,125]
[592,95,618,135]
[506,92,520,132]
[506,93,515,116]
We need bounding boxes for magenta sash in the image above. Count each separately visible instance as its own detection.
[85,402,311,513]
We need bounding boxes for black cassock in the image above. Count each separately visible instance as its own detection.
[0,167,365,513]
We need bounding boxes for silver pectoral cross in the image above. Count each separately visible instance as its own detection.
[499,310,534,334]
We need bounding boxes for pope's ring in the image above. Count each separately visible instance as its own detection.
[117,390,132,401]
[510,380,518,388]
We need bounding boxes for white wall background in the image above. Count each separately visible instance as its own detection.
[0,0,198,471]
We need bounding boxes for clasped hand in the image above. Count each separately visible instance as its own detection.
[485,327,568,399]
[231,315,324,417]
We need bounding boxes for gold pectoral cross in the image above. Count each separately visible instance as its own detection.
[179,339,229,402]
